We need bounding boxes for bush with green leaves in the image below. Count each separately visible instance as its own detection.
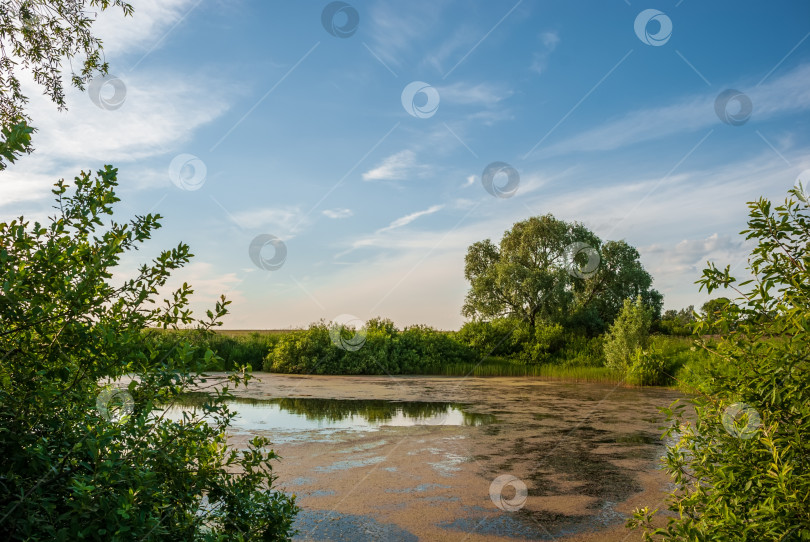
[628,188,810,540]
[0,167,298,540]
[603,296,652,373]
[265,319,476,375]
[454,317,531,358]
[625,347,672,386]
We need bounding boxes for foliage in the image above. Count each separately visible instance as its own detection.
[629,187,810,540]
[264,319,477,375]
[462,214,661,332]
[0,121,33,170]
[603,296,652,373]
[657,305,696,336]
[575,239,664,329]
[0,0,132,127]
[0,167,297,540]
[625,347,674,386]
[701,296,733,333]
[454,317,532,358]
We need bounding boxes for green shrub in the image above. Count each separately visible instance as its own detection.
[454,318,530,357]
[629,188,810,540]
[265,320,476,375]
[626,347,670,386]
[0,167,297,540]
[603,296,652,372]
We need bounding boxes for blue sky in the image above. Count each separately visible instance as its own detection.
[4,0,810,329]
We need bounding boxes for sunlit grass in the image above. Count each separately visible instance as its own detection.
[420,360,621,382]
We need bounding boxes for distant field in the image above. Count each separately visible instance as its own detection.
[213,329,299,336]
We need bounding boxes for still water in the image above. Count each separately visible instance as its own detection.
[165,395,496,442]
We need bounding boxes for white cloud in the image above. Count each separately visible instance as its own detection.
[322,208,353,219]
[26,72,230,164]
[367,1,447,69]
[462,174,476,187]
[437,82,513,106]
[530,31,559,74]
[536,63,810,157]
[92,0,199,58]
[379,204,444,233]
[231,206,306,235]
[362,150,423,181]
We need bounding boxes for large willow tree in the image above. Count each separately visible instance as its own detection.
[462,214,662,331]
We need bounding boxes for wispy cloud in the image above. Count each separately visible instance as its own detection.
[362,150,425,181]
[231,206,306,235]
[25,72,231,164]
[530,31,559,74]
[537,63,810,157]
[367,0,447,69]
[92,0,200,57]
[437,81,513,106]
[378,204,444,233]
[323,208,353,219]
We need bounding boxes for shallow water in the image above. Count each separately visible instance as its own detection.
[166,395,497,443]
[185,375,684,541]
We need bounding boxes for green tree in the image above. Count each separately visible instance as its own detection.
[0,0,131,126]
[463,215,595,326]
[658,305,696,335]
[572,239,663,331]
[629,187,810,540]
[462,214,661,330]
[603,296,652,373]
[0,167,298,540]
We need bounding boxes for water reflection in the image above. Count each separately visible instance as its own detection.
[167,394,496,436]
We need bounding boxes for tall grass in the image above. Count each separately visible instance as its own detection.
[421,359,621,381]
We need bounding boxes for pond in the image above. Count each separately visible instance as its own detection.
[166,396,497,443]
[188,374,684,541]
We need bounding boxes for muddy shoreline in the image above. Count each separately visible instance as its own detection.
[210,374,683,541]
